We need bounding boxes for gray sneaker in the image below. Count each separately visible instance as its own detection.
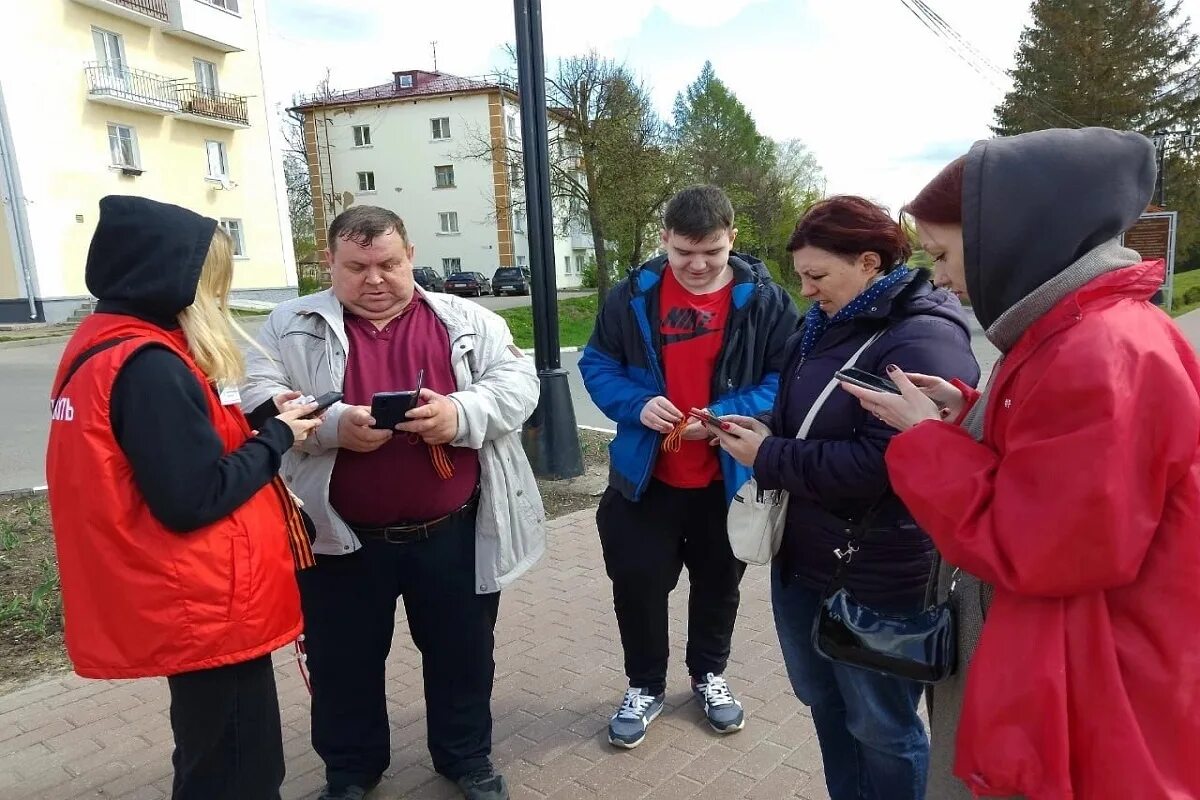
[608,687,665,749]
[691,673,745,733]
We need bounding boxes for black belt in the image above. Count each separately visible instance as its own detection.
[348,493,478,545]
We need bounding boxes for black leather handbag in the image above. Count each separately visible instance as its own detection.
[811,509,959,684]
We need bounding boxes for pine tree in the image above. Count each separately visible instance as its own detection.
[994,0,1200,135]
[995,0,1200,269]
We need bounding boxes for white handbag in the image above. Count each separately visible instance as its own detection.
[726,332,885,566]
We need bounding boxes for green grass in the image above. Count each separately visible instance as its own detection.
[1171,269,1200,317]
[497,294,599,349]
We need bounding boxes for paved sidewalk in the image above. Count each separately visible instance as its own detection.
[0,509,832,800]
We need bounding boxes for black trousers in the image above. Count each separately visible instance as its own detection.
[596,480,746,695]
[297,514,500,789]
[167,653,285,800]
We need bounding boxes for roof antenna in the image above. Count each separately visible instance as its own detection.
[431,41,438,72]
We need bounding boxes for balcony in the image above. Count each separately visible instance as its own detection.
[71,0,170,25]
[568,222,592,250]
[164,0,247,53]
[175,84,249,128]
[84,63,180,114]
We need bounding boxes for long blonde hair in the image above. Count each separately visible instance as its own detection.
[177,227,256,385]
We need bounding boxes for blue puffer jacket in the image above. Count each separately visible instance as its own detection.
[755,268,980,606]
[580,253,801,507]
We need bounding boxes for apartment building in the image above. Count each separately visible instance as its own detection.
[0,0,295,324]
[291,69,593,288]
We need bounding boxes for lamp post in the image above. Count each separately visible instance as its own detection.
[513,0,584,479]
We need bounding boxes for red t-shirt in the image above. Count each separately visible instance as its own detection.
[328,296,480,525]
[652,265,732,488]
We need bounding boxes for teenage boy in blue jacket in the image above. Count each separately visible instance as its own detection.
[580,184,800,748]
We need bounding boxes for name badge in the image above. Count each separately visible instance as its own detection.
[218,383,242,407]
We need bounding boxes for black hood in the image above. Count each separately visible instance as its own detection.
[86,195,218,323]
[962,127,1156,329]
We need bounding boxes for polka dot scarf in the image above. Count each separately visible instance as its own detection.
[798,267,913,362]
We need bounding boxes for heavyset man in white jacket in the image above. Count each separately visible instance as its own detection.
[242,206,545,800]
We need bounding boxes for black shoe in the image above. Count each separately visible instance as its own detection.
[455,767,509,800]
[318,777,381,800]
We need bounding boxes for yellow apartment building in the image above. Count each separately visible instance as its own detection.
[0,0,296,323]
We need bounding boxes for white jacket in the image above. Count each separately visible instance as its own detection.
[241,288,546,593]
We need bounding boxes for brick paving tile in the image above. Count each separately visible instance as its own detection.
[0,509,843,799]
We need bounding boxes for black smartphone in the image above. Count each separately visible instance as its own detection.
[835,367,902,395]
[302,391,343,419]
[688,408,724,429]
[369,369,425,430]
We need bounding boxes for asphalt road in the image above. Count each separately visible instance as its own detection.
[0,310,1001,493]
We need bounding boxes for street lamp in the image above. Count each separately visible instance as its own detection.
[513,0,584,479]
[1150,129,1197,207]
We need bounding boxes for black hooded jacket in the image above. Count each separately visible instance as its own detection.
[91,195,294,532]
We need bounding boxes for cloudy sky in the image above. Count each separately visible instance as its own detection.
[262,0,1200,213]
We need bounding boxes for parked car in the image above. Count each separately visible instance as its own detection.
[412,266,445,293]
[444,271,492,297]
[492,267,532,296]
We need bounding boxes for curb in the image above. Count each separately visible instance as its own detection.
[0,336,71,350]
[519,346,582,356]
[0,485,47,502]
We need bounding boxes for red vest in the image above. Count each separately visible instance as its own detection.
[46,314,311,679]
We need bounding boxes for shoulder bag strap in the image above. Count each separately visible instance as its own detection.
[50,336,137,406]
[796,329,885,440]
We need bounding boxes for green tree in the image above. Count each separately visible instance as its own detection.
[994,0,1200,267]
[672,64,824,266]
[995,0,1200,135]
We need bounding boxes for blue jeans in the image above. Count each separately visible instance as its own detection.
[772,564,929,800]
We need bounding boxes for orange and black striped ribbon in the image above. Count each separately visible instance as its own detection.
[661,419,688,453]
[407,433,455,480]
[430,443,455,480]
[270,477,316,570]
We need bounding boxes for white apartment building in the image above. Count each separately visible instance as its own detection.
[0,0,296,324]
[291,69,592,288]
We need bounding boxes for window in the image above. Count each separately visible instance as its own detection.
[107,124,139,168]
[576,255,585,274]
[398,74,414,88]
[516,256,527,268]
[563,256,572,275]
[509,162,522,188]
[357,171,375,192]
[92,27,126,69]
[220,219,245,256]
[438,212,459,234]
[434,165,455,188]
[352,125,371,147]
[202,0,239,10]
[441,257,461,275]
[431,117,451,140]
[505,111,519,139]
[512,210,524,233]
[194,59,219,96]
[205,140,228,179]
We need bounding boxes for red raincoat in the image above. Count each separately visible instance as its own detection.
[887,261,1200,799]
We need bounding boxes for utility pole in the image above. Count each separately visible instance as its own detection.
[513,0,584,479]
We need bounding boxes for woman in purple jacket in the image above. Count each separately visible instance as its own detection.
[715,196,979,800]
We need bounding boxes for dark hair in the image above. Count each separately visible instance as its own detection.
[663,185,735,240]
[786,195,912,272]
[327,205,409,251]
[903,155,966,225]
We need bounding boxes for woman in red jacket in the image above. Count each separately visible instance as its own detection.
[842,127,1200,800]
[46,196,322,799]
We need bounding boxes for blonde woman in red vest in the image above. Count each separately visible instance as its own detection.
[46,195,322,799]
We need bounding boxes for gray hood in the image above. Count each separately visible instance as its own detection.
[962,127,1157,329]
